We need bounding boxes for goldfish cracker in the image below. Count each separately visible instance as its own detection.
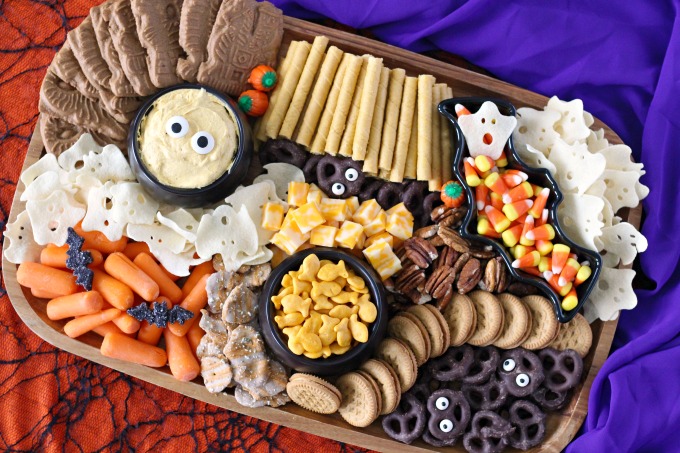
[334,318,352,347]
[261,202,285,231]
[317,260,349,281]
[281,274,293,287]
[353,199,382,225]
[311,280,342,298]
[320,198,352,222]
[355,293,377,323]
[331,291,360,304]
[310,225,338,247]
[308,311,324,333]
[291,202,326,234]
[363,241,402,280]
[318,315,340,345]
[365,231,394,248]
[271,286,293,309]
[287,181,310,207]
[312,295,334,312]
[330,342,351,355]
[281,294,312,317]
[275,312,305,329]
[349,313,369,343]
[298,254,321,281]
[282,325,305,355]
[298,320,322,353]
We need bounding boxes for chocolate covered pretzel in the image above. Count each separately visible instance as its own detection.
[538,348,583,393]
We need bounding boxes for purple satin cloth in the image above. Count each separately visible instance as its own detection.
[271,1,680,451]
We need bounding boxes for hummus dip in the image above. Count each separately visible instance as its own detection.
[138,88,239,189]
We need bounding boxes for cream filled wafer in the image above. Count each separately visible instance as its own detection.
[378,68,405,171]
[416,74,435,181]
[338,56,368,157]
[279,36,329,139]
[255,40,300,142]
[388,76,417,183]
[310,54,350,154]
[429,83,445,191]
[441,85,454,182]
[325,54,363,155]
[265,40,311,139]
[362,66,390,175]
[404,107,418,179]
[296,45,344,147]
[352,56,383,161]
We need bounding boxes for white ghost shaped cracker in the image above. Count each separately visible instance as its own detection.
[517,144,557,176]
[557,193,604,250]
[253,163,304,201]
[584,266,637,322]
[4,210,42,264]
[457,101,517,160]
[546,97,591,144]
[26,190,86,246]
[598,222,648,267]
[549,138,606,195]
[513,107,561,156]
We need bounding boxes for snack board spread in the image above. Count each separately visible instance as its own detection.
[2,0,650,451]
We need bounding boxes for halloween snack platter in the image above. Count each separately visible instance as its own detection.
[2,5,644,453]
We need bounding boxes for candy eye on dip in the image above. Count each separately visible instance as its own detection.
[137,88,239,189]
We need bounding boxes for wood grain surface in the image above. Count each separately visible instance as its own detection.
[2,16,641,453]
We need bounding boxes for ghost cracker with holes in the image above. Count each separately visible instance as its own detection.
[137,88,239,189]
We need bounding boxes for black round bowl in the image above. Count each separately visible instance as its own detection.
[258,247,388,376]
[128,84,253,208]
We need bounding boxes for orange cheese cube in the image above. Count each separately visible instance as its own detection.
[287,181,310,207]
[326,220,341,229]
[354,232,366,250]
[386,202,413,220]
[363,210,387,237]
[362,241,402,280]
[320,198,352,222]
[346,196,360,214]
[291,202,326,234]
[386,212,413,241]
[306,183,325,206]
[261,202,285,231]
[353,199,382,226]
[310,225,338,247]
[365,231,394,248]
[335,221,365,249]
[272,217,310,255]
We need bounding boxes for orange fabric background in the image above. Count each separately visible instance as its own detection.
[0,1,371,451]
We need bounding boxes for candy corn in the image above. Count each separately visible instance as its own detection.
[501,224,523,248]
[504,169,528,181]
[575,263,592,286]
[535,239,554,256]
[513,245,536,259]
[475,184,489,211]
[503,181,533,204]
[521,266,543,277]
[475,155,495,173]
[535,209,549,226]
[501,173,523,188]
[484,205,511,233]
[561,288,578,311]
[538,256,551,273]
[512,250,541,268]
[490,192,504,211]
[464,158,481,187]
[484,172,509,195]
[558,258,581,287]
[548,273,573,296]
[455,104,471,116]
[502,199,533,222]
[477,217,502,238]
[496,151,508,168]
[525,224,555,241]
[529,187,550,218]
[519,215,535,246]
[551,244,570,274]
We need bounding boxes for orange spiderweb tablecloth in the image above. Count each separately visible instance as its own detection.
[0,1,372,451]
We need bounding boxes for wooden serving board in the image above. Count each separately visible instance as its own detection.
[3,16,641,453]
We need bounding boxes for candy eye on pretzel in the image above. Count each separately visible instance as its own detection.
[345,168,359,181]
[503,358,516,371]
[439,419,453,433]
[516,373,530,387]
[435,397,449,410]
[331,183,346,196]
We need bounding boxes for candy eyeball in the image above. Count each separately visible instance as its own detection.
[503,358,516,372]
[439,419,453,433]
[331,182,346,196]
[191,131,215,154]
[435,397,449,410]
[516,373,530,387]
[166,116,189,138]
[345,168,359,181]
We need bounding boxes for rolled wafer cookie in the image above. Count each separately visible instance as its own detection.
[441,85,454,183]
[416,74,435,182]
[338,56,369,157]
[296,46,344,147]
[177,0,221,83]
[388,76,417,182]
[403,106,418,179]
[108,0,156,96]
[352,55,383,161]
[429,83,445,191]
[279,35,329,139]
[325,54,363,155]
[310,53,350,154]
[378,68,405,171]
[264,41,311,138]
[362,66,390,175]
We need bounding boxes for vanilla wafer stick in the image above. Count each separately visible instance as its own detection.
[296,46,343,147]
[378,68,405,172]
[352,56,383,161]
[325,54,363,155]
[255,41,299,142]
[338,56,368,157]
[265,41,311,138]
[416,74,435,181]
[310,54,350,154]
[279,36,329,139]
[441,85,454,183]
[388,76,417,183]
[429,83,445,191]
[404,107,418,179]
[362,66,390,175]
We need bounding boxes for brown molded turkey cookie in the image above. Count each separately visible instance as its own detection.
[177,0,221,82]
[90,0,137,98]
[67,16,112,94]
[108,0,156,96]
[198,0,283,97]
[40,115,125,156]
[130,0,183,88]
[51,42,100,101]
[39,70,127,142]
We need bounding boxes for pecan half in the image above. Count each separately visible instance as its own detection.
[428,235,446,247]
[431,205,450,223]
[468,246,497,260]
[495,257,510,293]
[437,226,471,253]
[395,264,426,294]
[481,258,498,292]
[404,237,439,269]
[438,208,467,228]
[457,258,482,294]
[414,224,439,239]
[435,246,459,269]
[425,265,456,300]
[451,252,471,279]
[435,286,454,311]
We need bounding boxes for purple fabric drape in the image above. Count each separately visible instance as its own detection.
[270,1,680,451]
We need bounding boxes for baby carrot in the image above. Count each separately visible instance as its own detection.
[104,252,159,302]
[186,313,205,361]
[122,241,151,261]
[100,332,167,368]
[136,296,172,346]
[40,244,103,268]
[112,312,141,334]
[46,291,104,320]
[31,287,64,299]
[133,253,182,303]
[63,308,121,338]
[92,321,132,338]
[91,268,135,310]
[73,222,128,254]
[181,261,214,298]
[17,262,79,297]
[164,329,201,381]
[169,274,209,337]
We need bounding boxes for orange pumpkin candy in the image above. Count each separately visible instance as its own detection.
[248,65,278,92]
[238,90,269,117]
[440,180,466,208]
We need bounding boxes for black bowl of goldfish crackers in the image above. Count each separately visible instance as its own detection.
[259,247,388,376]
